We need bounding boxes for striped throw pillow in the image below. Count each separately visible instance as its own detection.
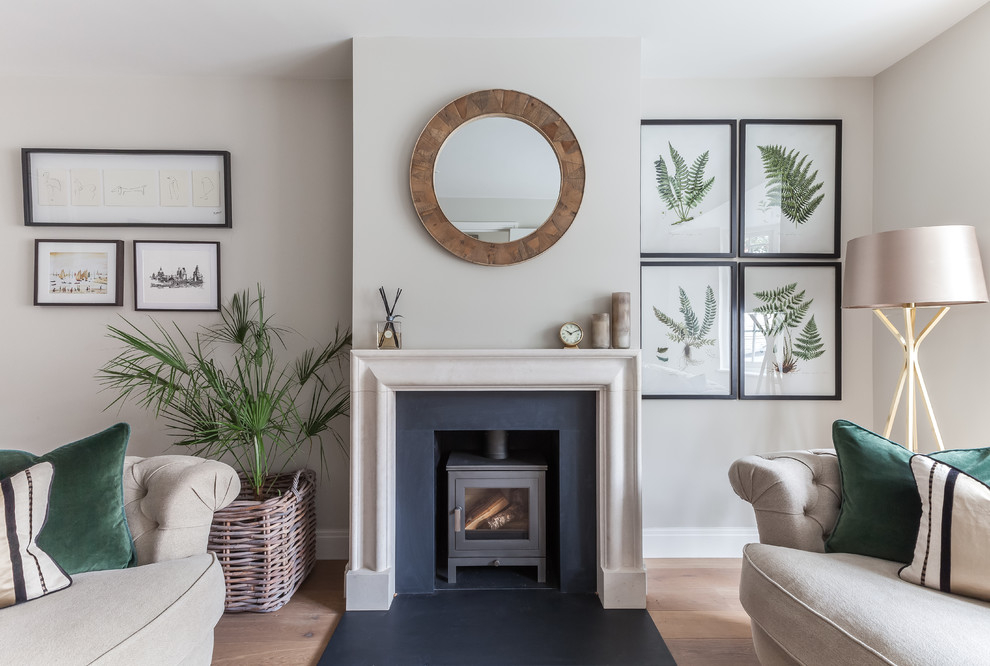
[0,461,72,608]
[899,454,990,601]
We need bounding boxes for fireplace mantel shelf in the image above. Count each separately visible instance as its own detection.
[346,349,646,611]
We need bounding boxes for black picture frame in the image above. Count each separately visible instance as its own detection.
[22,148,232,228]
[739,120,841,258]
[133,240,221,311]
[34,239,124,306]
[738,262,842,400]
[641,261,738,398]
[641,120,737,257]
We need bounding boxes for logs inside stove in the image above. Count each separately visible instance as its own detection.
[446,432,547,584]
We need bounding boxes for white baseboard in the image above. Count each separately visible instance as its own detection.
[642,527,759,558]
[316,529,349,560]
[318,527,760,561]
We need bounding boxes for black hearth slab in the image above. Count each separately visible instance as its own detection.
[318,591,675,666]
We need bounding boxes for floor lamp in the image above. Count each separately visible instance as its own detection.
[843,225,988,452]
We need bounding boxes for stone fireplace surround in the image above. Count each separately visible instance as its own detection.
[347,349,646,611]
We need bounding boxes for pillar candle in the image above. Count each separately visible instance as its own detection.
[590,313,610,349]
[611,292,630,349]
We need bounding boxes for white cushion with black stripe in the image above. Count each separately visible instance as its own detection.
[900,454,990,601]
[0,461,71,608]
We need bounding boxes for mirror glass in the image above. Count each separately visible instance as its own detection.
[433,118,561,243]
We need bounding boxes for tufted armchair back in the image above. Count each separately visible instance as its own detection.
[122,455,241,566]
[728,449,841,553]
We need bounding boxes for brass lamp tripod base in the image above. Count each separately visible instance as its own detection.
[874,305,949,452]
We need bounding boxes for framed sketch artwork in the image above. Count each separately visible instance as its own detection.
[134,241,220,311]
[22,149,231,227]
[641,120,736,257]
[641,262,737,398]
[34,239,124,306]
[739,120,841,257]
[739,262,841,399]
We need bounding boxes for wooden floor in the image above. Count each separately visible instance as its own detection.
[212,558,759,665]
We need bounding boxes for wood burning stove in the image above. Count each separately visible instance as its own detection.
[446,451,546,584]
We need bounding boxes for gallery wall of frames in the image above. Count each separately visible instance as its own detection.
[24,149,230,311]
[640,119,842,400]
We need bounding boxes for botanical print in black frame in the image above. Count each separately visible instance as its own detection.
[738,262,841,400]
[641,120,737,257]
[641,261,738,398]
[739,120,841,258]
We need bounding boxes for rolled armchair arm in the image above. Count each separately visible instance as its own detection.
[728,449,840,553]
[123,455,240,565]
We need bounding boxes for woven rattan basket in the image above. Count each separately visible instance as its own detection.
[208,468,317,613]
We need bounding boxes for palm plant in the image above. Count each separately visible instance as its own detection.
[98,287,351,500]
[653,285,717,366]
[654,142,715,225]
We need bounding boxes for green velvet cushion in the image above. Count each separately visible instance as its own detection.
[825,420,990,563]
[0,423,136,574]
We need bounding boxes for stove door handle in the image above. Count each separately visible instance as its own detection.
[454,506,462,532]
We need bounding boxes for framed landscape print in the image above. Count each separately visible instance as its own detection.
[641,262,737,398]
[22,149,231,227]
[739,262,841,399]
[34,239,123,306]
[134,240,220,311]
[641,120,736,257]
[739,120,841,257]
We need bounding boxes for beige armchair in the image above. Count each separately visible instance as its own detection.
[730,449,990,666]
[1,455,239,665]
[728,449,840,552]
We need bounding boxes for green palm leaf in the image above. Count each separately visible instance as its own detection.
[98,285,352,499]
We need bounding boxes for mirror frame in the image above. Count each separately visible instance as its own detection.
[410,89,585,266]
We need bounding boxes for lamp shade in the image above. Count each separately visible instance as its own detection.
[843,225,989,309]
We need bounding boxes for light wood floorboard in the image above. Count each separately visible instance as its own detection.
[212,558,758,665]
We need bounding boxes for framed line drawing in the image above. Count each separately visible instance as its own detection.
[739,120,841,257]
[134,241,220,311]
[641,120,736,257]
[641,261,737,398]
[739,262,841,400]
[34,239,124,306]
[22,149,231,228]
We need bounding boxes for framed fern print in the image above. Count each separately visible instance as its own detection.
[739,262,841,399]
[740,120,841,258]
[641,120,737,257]
[641,262,737,398]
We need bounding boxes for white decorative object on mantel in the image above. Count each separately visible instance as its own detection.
[346,349,646,611]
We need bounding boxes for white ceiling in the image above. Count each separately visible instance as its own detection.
[1,0,987,80]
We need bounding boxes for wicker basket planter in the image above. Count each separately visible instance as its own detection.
[208,469,317,613]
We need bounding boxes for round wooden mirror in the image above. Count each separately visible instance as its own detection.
[410,89,585,266]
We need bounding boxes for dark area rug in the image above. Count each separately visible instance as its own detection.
[319,590,675,665]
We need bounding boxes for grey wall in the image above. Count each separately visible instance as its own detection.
[0,77,354,552]
[352,37,642,351]
[874,3,990,452]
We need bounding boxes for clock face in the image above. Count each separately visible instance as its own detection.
[560,322,583,346]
